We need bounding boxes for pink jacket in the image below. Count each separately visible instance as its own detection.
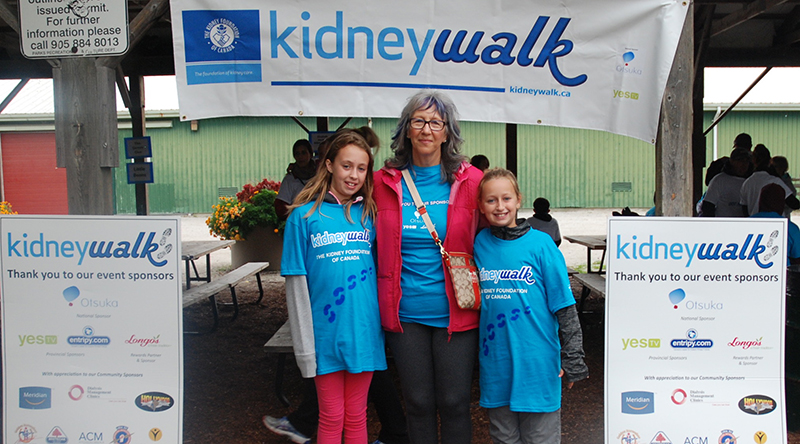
[374,162,483,333]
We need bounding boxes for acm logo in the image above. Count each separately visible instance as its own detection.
[684,437,708,444]
[78,431,103,442]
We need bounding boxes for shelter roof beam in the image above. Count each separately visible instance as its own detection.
[711,0,791,36]
[0,0,19,34]
[98,0,170,69]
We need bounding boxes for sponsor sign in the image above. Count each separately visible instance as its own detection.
[605,218,787,442]
[169,0,689,143]
[1,216,183,444]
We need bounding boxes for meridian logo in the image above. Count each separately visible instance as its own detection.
[621,391,654,414]
[19,386,51,409]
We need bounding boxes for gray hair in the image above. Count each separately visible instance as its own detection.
[385,90,467,183]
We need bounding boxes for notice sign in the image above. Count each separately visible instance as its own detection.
[605,218,787,444]
[1,216,183,444]
[18,0,129,58]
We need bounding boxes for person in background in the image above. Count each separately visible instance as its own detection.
[474,168,588,444]
[374,90,483,444]
[771,155,797,218]
[701,148,751,217]
[750,183,800,265]
[470,154,490,172]
[281,130,386,443]
[526,197,561,246]
[699,132,754,214]
[275,139,316,220]
[740,144,799,216]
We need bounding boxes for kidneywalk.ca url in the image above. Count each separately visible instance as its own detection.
[509,86,571,97]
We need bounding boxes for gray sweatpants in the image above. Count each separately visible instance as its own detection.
[487,406,561,444]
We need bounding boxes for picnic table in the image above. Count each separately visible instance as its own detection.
[182,240,235,289]
[564,235,606,274]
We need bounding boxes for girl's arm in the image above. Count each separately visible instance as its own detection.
[556,305,589,384]
[285,275,316,378]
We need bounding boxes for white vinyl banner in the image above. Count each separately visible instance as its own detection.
[605,218,787,444]
[1,216,183,444]
[169,0,689,143]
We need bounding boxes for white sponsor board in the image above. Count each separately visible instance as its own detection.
[18,0,129,58]
[169,0,688,143]
[605,218,787,444]
[1,216,183,444]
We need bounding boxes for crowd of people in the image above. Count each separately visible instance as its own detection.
[698,132,800,264]
[263,90,588,444]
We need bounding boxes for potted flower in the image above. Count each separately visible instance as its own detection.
[206,179,285,269]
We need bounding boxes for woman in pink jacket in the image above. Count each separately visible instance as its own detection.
[374,90,483,444]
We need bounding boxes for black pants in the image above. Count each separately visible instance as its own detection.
[288,369,409,444]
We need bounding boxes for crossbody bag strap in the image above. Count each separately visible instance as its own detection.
[401,168,447,257]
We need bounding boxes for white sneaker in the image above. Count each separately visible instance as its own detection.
[262,416,311,444]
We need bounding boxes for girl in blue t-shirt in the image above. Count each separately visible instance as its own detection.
[473,168,588,444]
[281,130,387,444]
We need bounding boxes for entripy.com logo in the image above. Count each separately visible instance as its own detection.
[67,326,110,347]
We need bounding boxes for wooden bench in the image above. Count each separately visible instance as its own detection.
[264,321,293,407]
[183,261,270,332]
[572,273,606,319]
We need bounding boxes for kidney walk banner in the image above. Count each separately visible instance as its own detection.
[605,218,788,444]
[169,0,689,143]
[1,216,183,444]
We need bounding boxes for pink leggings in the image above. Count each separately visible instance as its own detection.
[314,370,373,443]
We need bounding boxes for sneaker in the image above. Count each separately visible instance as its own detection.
[371,441,387,444]
[262,416,311,444]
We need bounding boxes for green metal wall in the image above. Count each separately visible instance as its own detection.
[702,110,800,192]
[113,110,800,214]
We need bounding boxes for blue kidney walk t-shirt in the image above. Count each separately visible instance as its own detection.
[474,228,574,412]
[399,165,450,327]
[281,201,387,376]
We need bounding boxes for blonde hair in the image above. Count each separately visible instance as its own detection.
[290,130,376,225]
[479,168,523,201]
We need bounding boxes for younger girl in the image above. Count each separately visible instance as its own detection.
[473,168,588,444]
[281,130,387,443]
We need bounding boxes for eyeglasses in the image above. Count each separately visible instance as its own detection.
[409,118,446,132]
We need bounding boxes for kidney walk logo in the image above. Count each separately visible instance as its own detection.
[614,231,780,269]
[5,228,175,267]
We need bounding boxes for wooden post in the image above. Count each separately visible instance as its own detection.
[129,76,149,215]
[506,123,517,175]
[656,6,694,217]
[54,58,118,215]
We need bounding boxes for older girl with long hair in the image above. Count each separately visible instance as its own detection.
[282,130,386,443]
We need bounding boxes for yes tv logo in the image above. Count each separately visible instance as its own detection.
[621,391,654,414]
[19,386,51,409]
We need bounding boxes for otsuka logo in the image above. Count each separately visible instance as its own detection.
[616,50,643,75]
[19,334,57,346]
[19,386,51,409]
[621,338,660,350]
[738,395,775,415]
[5,228,174,267]
[621,391,654,414]
[668,288,723,311]
[615,232,778,269]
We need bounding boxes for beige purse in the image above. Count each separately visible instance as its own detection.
[401,169,481,310]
